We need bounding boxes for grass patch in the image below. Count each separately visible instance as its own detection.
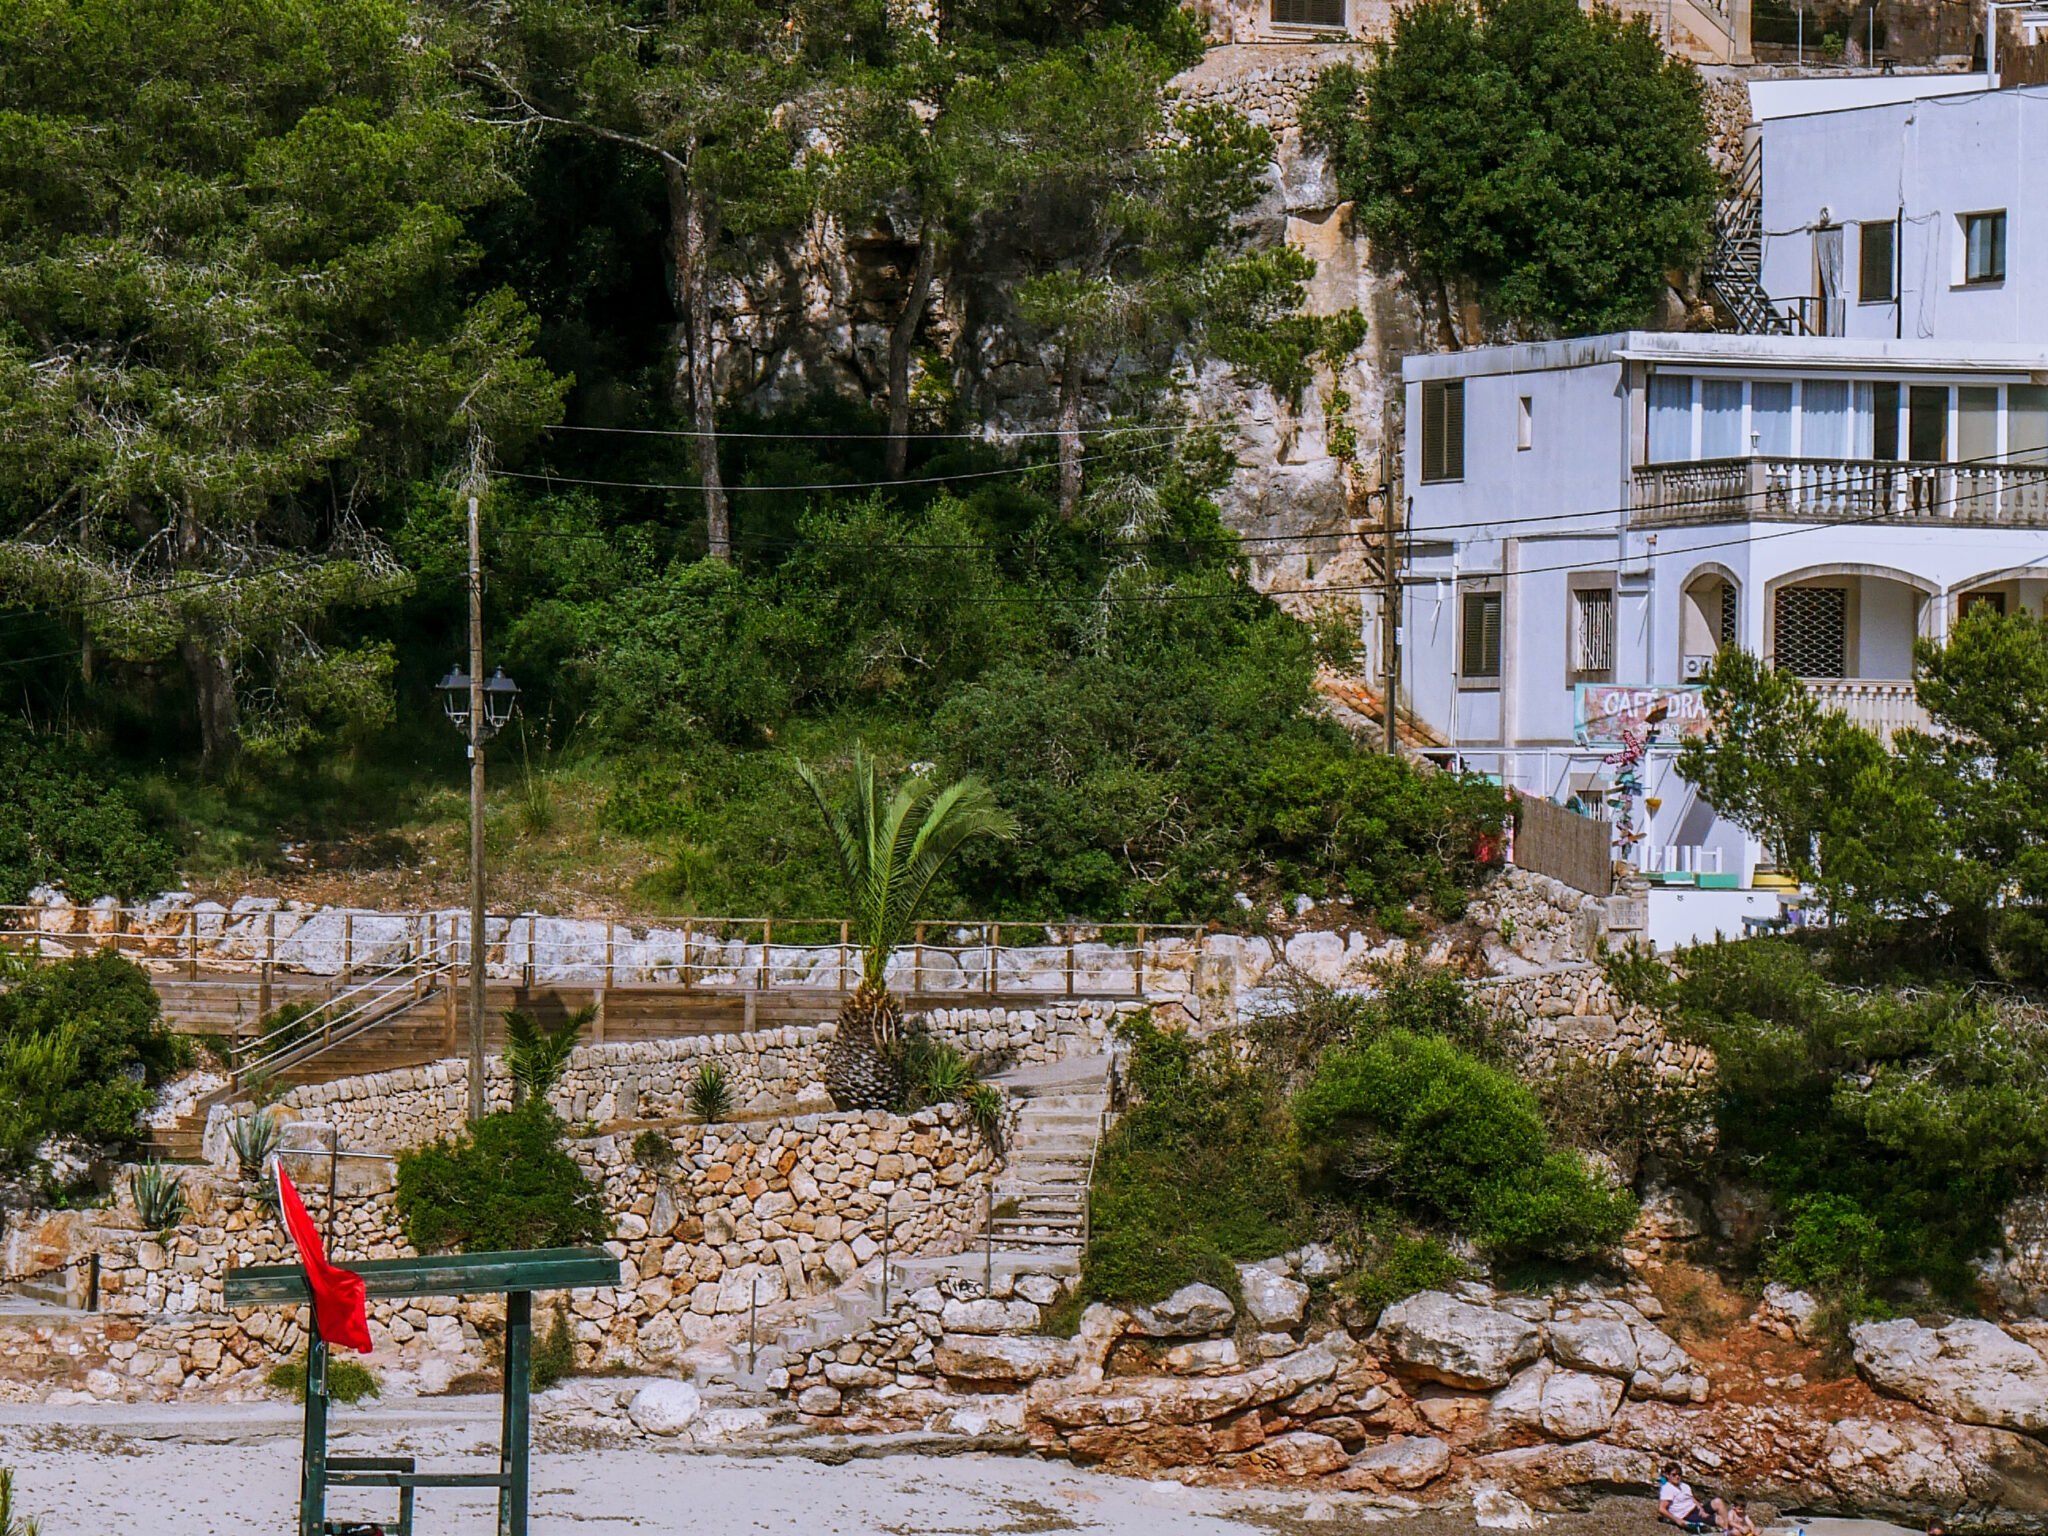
[267,1352,380,1405]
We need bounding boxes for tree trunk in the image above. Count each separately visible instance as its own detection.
[665,156,731,561]
[1056,341,1084,520]
[182,639,239,777]
[1432,273,1463,351]
[885,234,937,481]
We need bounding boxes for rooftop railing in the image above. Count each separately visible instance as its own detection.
[1631,455,2048,527]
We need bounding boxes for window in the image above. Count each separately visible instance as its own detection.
[1963,212,2007,284]
[1961,590,2007,617]
[1774,586,1848,678]
[1803,379,1851,458]
[1859,220,1896,303]
[2011,384,2048,466]
[1272,0,1344,25]
[1700,379,1745,459]
[1908,385,1949,462]
[1647,374,1693,463]
[1871,381,1901,460]
[1719,582,1739,649]
[1751,381,1794,457]
[1421,380,1465,483]
[1517,395,1533,451]
[1572,588,1615,678]
[1958,386,1998,464]
[1461,591,1502,680]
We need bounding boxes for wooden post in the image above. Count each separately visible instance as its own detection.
[839,920,849,997]
[259,910,275,1024]
[1135,925,1146,997]
[342,911,354,984]
[758,918,772,992]
[914,924,925,1001]
[1065,925,1076,998]
[522,913,536,991]
[444,954,458,1054]
[604,919,615,992]
[499,1290,532,1536]
[987,923,999,996]
[591,985,605,1044]
[681,918,694,989]
[186,908,199,981]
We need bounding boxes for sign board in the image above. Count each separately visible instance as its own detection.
[1573,684,1711,747]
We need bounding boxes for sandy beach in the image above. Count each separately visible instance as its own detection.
[0,1397,1687,1536]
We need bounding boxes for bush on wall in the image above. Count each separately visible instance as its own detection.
[394,1104,610,1253]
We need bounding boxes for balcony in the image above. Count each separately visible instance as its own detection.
[1632,457,2048,528]
[1806,679,1930,741]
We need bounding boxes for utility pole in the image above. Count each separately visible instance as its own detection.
[467,495,487,1125]
[1381,487,1402,756]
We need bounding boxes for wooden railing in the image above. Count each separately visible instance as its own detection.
[1632,456,2048,527]
[0,904,1207,1016]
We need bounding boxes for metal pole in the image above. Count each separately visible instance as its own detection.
[1382,486,1401,754]
[325,1126,341,1253]
[748,1276,759,1373]
[468,494,488,1126]
[983,1199,994,1292]
[880,1205,890,1314]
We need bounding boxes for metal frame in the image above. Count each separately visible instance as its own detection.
[225,1247,620,1536]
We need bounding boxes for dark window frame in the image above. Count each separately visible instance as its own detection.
[1461,589,1503,682]
[1271,0,1345,26]
[1858,219,1896,303]
[1963,211,2007,285]
[1421,379,1466,484]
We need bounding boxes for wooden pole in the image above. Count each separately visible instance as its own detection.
[681,918,694,989]
[186,908,198,981]
[1065,925,1076,998]
[914,924,925,1001]
[1135,924,1146,998]
[988,922,999,996]
[839,920,849,997]
[758,918,772,992]
[342,911,354,984]
[259,910,275,1024]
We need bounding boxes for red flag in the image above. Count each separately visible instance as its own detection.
[275,1163,373,1355]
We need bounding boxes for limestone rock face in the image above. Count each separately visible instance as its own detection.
[1476,1440,1661,1499]
[1128,1282,1235,1338]
[1343,1434,1451,1490]
[1376,1291,1543,1389]
[934,1334,1079,1383]
[627,1379,701,1435]
[1759,1283,1824,1345]
[940,1297,1042,1336]
[1818,1414,2048,1527]
[1548,1317,1638,1378]
[1537,1371,1626,1440]
[1241,1430,1349,1477]
[1236,1263,1310,1329]
[1852,1318,2048,1433]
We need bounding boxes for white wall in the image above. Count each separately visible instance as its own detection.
[1759,85,2048,345]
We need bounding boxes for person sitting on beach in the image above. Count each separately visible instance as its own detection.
[1659,1465,1713,1531]
[1716,1498,1757,1536]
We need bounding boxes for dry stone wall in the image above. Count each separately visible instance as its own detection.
[1473,966,1712,1088]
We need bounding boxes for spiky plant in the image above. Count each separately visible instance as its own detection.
[130,1163,187,1231]
[227,1110,282,1183]
[1,1465,43,1536]
[794,743,1017,1110]
[503,1005,593,1109]
[686,1061,733,1123]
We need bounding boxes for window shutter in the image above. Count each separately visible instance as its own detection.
[1422,383,1443,482]
[1574,589,1614,675]
[1462,592,1501,679]
[1443,380,1465,481]
[1421,381,1465,483]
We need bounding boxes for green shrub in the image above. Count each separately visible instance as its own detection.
[686,1061,733,1123]
[394,1104,611,1254]
[1763,1193,1884,1295]
[1082,1015,1307,1304]
[1599,938,1677,1010]
[1471,1151,1637,1263]
[267,1351,380,1405]
[964,1083,1005,1150]
[531,1302,575,1392]
[1674,938,2048,1297]
[0,724,175,907]
[1349,1234,1466,1318]
[0,951,185,1170]
[250,1000,321,1059]
[1,1463,43,1536]
[1296,1029,1635,1262]
[630,1128,674,1168]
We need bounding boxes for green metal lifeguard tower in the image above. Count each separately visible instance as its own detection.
[226,1247,622,1536]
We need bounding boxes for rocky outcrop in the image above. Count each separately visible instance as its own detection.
[1375,1292,1543,1389]
[1852,1317,2048,1433]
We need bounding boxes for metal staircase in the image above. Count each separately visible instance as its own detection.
[1704,140,1799,337]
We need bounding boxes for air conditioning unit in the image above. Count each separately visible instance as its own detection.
[1681,654,1713,681]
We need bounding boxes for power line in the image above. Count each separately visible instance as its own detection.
[543,421,1198,442]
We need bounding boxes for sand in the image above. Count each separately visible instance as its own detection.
[0,1398,1692,1536]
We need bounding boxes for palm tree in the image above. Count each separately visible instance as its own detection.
[503,1005,593,1109]
[794,743,1017,1110]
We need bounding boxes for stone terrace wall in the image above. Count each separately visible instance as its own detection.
[1474,967,1711,1089]
[8,1106,996,1401]
[204,1002,1132,1163]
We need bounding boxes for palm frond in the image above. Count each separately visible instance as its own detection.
[503,1006,587,1107]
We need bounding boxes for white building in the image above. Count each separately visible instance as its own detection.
[1751,81,2048,343]
[1397,330,2048,908]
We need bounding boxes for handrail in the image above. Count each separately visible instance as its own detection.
[229,956,457,1085]
[228,948,449,1068]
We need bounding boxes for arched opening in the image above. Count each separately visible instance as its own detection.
[1680,567,1739,678]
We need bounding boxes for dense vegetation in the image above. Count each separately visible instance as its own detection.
[1083,985,1637,1309]
[0,953,187,1175]
[394,1103,611,1253]
[0,0,1522,926]
[1305,0,1716,340]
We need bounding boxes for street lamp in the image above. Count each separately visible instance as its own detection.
[437,495,518,1124]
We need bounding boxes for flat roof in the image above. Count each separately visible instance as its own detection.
[1747,72,1989,121]
[1402,332,2048,383]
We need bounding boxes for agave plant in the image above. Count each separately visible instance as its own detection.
[0,1465,42,1536]
[794,744,1017,1110]
[963,1083,1006,1152]
[504,1004,593,1108]
[686,1061,733,1123]
[227,1110,282,1182]
[130,1163,187,1232]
